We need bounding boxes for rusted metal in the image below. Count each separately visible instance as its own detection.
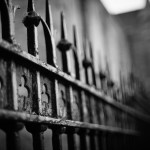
[0,0,149,149]
[1,42,150,123]
[0,110,141,136]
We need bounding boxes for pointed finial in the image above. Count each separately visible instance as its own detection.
[119,70,125,100]
[46,0,54,35]
[105,57,111,80]
[72,25,80,80]
[27,0,35,12]
[89,42,93,63]
[61,11,67,40]
[73,25,77,48]
[83,39,91,68]
[57,11,72,74]
[23,0,41,56]
[89,42,97,87]
[83,39,88,60]
[57,11,72,52]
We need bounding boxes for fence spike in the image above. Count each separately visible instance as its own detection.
[120,71,127,102]
[57,12,72,74]
[99,69,107,93]
[27,0,35,12]
[73,25,77,48]
[23,0,40,56]
[45,0,53,35]
[83,40,89,65]
[57,11,72,52]
[105,58,111,80]
[89,42,96,87]
[61,11,67,40]
[0,0,19,43]
[89,42,93,63]
[73,25,80,80]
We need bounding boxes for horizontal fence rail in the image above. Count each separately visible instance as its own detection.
[0,0,150,150]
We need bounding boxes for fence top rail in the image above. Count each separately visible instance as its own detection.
[0,40,150,124]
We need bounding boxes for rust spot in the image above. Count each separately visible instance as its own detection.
[18,75,30,111]
[58,89,66,118]
[72,94,80,120]
[41,84,50,114]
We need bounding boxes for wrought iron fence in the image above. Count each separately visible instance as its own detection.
[0,0,150,150]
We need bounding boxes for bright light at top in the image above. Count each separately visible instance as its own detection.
[100,0,146,14]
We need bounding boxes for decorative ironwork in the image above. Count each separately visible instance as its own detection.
[0,0,149,150]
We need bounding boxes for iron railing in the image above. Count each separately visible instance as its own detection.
[0,0,150,150]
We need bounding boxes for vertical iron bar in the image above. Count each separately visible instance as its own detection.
[67,133,75,150]
[90,131,96,150]
[67,128,79,150]
[80,134,87,150]
[100,131,107,150]
[84,50,89,85]
[27,0,34,12]
[27,25,38,56]
[79,130,88,150]
[32,133,45,150]
[6,131,21,150]
[85,66,89,84]
[94,132,100,150]
[0,121,24,150]
[99,71,106,92]
[52,127,63,150]
[61,12,69,73]
[62,52,69,73]
[26,124,47,150]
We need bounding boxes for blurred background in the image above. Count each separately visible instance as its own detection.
[1,0,150,149]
